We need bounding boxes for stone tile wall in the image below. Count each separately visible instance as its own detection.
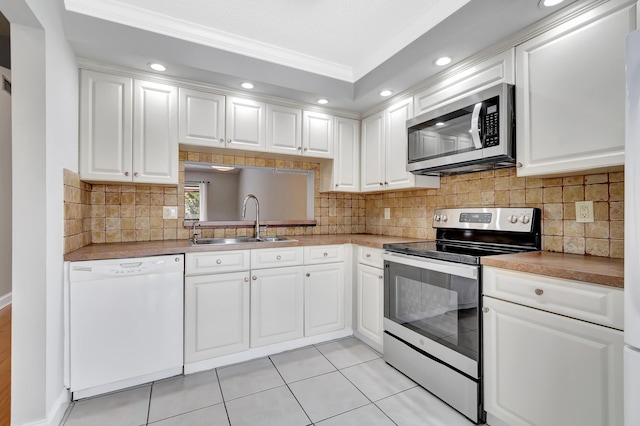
[63,169,91,254]
[364,168,624,258]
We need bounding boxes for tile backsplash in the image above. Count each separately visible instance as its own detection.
[365,168,624,258]
[63,154,624,259]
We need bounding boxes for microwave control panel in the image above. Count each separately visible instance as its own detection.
[483,97,500,147]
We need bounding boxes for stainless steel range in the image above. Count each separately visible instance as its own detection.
[382,207,541,424]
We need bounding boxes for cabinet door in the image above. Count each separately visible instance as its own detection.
[133,80,178,184]
[226,97,266,151]
[414,49,515,116]
[360,111,386,192]
[250,266,304,347]
[304,263,345,336]
[483,296,623,426]
[385,97,415,190]
[331,117,360,192]
[356,264,384,346]
[79,70,133,182]
[266,104,302,155]
[178,88,225,147]
[515,2,634,177]
[185,272,250,363]
[302,111,333,158]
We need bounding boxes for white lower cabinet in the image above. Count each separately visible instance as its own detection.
[184,271,250,363]
[250,265,304,347]
[304,263,345,336]
[483,267,624,426]
[356,263,384,347]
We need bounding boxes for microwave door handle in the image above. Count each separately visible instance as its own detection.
[470,102,483,149]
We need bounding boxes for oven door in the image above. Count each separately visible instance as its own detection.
[382,252,480,378]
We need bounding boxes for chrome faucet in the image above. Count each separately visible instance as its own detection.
[241,194,260,239]
[192,221,200,243]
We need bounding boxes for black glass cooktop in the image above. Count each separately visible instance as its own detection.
[383,240,538,265]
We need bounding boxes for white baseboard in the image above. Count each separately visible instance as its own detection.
[0,292,11,310]
[20,389,69,426]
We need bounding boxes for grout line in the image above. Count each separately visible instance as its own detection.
[214,368,233,425]
[267,356,313,425]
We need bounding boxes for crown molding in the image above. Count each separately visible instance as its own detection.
[65,0,355,82]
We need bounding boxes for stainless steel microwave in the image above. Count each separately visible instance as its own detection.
[406,83,515,176]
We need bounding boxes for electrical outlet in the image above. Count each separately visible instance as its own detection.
[384,208,391,220]
[162,206,178,219]
[575,201,594,223]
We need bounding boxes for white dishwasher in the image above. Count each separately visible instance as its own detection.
[69,255,184,399]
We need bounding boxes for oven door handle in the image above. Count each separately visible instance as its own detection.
[382,252,478,279]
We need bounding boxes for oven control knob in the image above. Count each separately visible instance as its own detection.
[441,214,448,222]
[508,215,518,224]
[434,215,441,222]
[520,215,530,224]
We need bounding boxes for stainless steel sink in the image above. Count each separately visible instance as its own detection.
[258,236,297,243]
[191,237,261,245]
[190,236,297,245]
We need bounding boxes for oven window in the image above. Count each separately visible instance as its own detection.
[385,261,479,361]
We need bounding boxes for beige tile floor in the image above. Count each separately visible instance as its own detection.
[61,337,473,426]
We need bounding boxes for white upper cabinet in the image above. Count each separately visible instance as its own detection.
[80,70,133,182]
[385,97,416,191]
[265,104,302,155]
[320,117,360,192]
[178,88,226,147]
[361,111,386,192]
[361,98,439,192]
[302,111,334,159]
[414,49,515,116]
[133,80,179,184]
[80,70,178,184]
[226,96,266,151]
[515,0,635,177]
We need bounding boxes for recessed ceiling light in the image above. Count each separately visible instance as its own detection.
[317,98,329,105]
[539,0,565,7]
[379,90,393,97]
[241,82,254,89]
[434,56,452,67]
[148,63,166,72]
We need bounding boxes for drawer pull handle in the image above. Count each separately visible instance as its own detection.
[244,277,249,282]
[216,259,222,265]
[252,276,257,280]
[323,252,328,257]
[366,254,371,258]
[535,288,544,296]
[306,273,311,277]
[483,307,489,313]
[378,275,383,279]
[276,255,282,260]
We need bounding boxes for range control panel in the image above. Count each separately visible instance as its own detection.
[433,207,538,232]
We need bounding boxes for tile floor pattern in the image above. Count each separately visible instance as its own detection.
[61,337,473,426]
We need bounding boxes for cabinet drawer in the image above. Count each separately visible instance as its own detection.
[185,250,250,276]
[304,245,344,265]
[251,247,304,269]
[483,267,623,330]
[358,246,384,269]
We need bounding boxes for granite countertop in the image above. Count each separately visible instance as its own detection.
[481,251,624,288]
[63,234,420,262]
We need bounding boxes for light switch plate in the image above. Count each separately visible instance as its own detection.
[575,201,594,223]
[163,206,178,219]
[384,208,391,220]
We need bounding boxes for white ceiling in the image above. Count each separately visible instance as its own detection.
[63,0,581,114]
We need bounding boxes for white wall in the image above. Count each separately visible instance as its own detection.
[186,170,239,220]
[0,66,11,301]
[0,0,78,424]
[238,169,308,221]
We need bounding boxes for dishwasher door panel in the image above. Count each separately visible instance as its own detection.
[69,255,184,398]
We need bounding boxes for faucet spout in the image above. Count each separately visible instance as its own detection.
[241,194,260,239]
